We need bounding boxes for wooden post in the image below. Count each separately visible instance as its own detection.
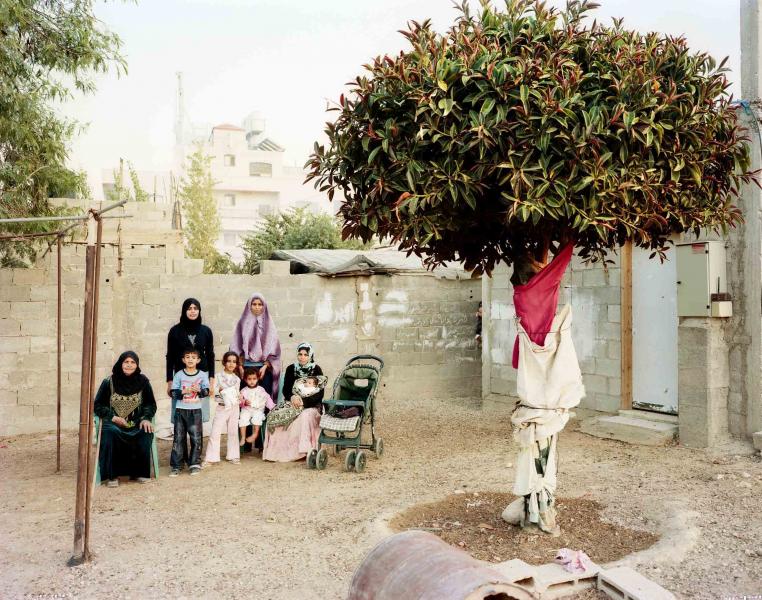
[620,241,633,409]
[83,215,103,556]
[70,213,97,565]
[56,235,62,473]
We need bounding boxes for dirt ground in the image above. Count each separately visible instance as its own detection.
[1,396,761,600]
[390,494,659,565]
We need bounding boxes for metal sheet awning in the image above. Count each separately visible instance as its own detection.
[269,247,471,279]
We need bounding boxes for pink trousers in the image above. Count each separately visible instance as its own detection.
[204,404,240,462]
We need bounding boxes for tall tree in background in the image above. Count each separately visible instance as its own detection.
[239,207,368,274]
[180,146,223,273]
[0,0,125,266]
[308,0,756,532]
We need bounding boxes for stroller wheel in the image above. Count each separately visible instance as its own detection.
[306,449,317,469]
[354,450,367,473]
[316,448,328,470]
[373,437,384,458]
[344,449,356,472]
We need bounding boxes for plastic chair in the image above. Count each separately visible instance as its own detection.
[93,415,160,485]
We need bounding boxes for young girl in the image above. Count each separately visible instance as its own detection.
[203,352,242,465]
[238,370,270,451]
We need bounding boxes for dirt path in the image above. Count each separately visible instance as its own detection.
[1,397,760,599]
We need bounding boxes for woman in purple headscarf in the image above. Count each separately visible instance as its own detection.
[229,293,281,407]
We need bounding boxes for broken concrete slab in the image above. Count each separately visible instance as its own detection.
[598,566,675,600]
[580,415,677,446]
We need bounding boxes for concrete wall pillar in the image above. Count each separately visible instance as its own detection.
[678,318,730,448]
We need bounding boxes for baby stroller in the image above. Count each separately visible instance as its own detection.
[307,354,384,473]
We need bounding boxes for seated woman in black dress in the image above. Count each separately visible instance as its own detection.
[94,351,157,487]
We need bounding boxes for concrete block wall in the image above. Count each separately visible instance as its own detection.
[0,243,481,435]
[677,318,730,448]
[724,108,762,438]
[481,252,621,414]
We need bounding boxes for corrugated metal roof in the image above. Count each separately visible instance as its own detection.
[269,247,472,279]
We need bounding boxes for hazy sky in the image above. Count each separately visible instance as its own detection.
[64,0,741,176]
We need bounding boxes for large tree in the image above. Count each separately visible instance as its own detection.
[307,0,757,533]
[307,0,754,282]
[0,0,125,266]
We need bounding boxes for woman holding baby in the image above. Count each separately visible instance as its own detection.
[262,342,325,462]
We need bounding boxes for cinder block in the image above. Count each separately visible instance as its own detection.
[582,268,607,287]
[0,319,21,336]
[12,269,45,285]
[583,374,608,394]
[30,336,56,353]
[596,358,619,378]
[607,304,621,323]
[752,431,762,451]
[0,285,31,302]
[532,562,599,599]
[172,258,203,276]
[0,337,29,352]
[598,566,675,600]
[259,260,290,276]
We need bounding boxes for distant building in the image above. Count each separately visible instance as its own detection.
[198,113,332,262]
[99,111,333,263]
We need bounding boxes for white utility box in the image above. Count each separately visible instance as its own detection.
[675,241,729,317]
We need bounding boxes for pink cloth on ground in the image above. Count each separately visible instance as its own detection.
[512,244,574,369]
[262,407,321,462]
[204,404,240,462]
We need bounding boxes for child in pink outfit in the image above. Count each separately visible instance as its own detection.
[238,370,270,449]
[203,352,241,465]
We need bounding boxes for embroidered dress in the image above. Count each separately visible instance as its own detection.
[93,351,157,481]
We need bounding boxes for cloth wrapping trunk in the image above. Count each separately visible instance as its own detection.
[512,244,574,368]
[511,303,585,532]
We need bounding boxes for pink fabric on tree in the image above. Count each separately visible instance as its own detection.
[512,244,574,369]
[229,292,282,402]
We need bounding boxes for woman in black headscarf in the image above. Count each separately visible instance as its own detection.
[94,351,157,486]
[165,298,215,396]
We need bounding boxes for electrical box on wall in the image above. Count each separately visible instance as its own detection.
[676,241,729,317]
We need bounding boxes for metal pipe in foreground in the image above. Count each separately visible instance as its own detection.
[69,214,98,565]
[56,235,62,473]
[347,531,533,600]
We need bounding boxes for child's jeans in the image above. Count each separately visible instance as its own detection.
[171,408,202,469]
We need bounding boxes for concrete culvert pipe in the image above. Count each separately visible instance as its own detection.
[347,530,533,600]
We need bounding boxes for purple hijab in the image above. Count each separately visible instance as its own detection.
[229,293,281,404]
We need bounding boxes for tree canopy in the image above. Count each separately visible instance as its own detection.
[239,206,368,274]
[0,0,125,266]
[307,0,756,276]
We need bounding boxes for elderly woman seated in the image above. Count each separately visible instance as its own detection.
[94,351,156,486]
[263,342,326,462]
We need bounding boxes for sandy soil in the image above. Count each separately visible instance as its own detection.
[1,396,761,600]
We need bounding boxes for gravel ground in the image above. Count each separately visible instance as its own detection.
[1,396,761,599]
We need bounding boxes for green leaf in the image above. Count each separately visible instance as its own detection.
[367,146,382,164]
[438,98,455,116]
[481,98,496,117]
[520,85,529,111]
